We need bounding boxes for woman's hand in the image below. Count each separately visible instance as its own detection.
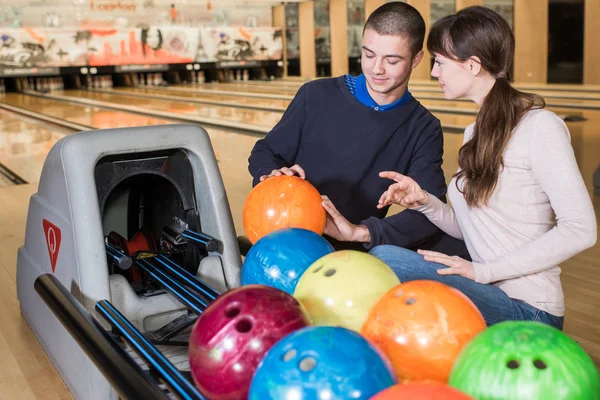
[418,249,476,280]
[377,171,429,209]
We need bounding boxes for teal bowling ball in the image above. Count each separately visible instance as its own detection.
[249,326,396,400]
[241,228,334,294]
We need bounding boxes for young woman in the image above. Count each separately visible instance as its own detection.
[369,6,596,330]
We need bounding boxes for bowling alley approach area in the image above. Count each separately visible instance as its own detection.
[2,0,600,399]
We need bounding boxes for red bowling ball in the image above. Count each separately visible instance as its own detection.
[188,285,311,400]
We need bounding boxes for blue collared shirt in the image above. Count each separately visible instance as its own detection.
[344,74,412,111]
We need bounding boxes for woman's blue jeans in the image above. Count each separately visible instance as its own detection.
[369,245,564,330]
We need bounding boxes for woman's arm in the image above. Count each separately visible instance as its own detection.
[474,112,597,284]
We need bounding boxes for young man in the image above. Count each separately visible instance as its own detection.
[248,2,468,257]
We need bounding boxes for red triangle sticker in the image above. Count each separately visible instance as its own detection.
[43,219,62,273]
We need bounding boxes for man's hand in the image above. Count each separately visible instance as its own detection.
[259,164,306,182]
[321,196,370,243]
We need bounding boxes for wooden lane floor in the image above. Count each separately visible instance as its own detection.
[0,109,69,185]
[113,86,291,109]
[102,85,595,136]
[57,90,284,129]
[0,183,73,400]
[409,79,600,94]
[1,93,170,129]
[176,82,600,112]
[211,81,600,104]
[117,84,600,115]
[171,82,298,95]
[37,88,480,132]
[280,77,600,93]
[0,175,14,188]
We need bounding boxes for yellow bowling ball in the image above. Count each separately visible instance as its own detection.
[293,250,400,332]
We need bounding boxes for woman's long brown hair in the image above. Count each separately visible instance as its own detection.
[427,6,545,207]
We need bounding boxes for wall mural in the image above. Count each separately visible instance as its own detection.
[197,27,282,62]
[0,25,281,68]
[6,1,273,29]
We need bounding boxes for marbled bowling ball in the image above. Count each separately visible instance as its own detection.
[188,285,311,400]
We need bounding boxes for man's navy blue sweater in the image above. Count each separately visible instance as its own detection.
[248,76,447,250]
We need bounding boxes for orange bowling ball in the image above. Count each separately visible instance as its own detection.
[243,175,326,244]
[371,382,473,399]
[361,280,486,383]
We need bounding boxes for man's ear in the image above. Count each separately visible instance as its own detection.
[411,50,425,69]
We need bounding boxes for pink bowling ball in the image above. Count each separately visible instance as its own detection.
[188,284,311,400]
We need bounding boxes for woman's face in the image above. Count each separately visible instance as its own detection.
[430,53,475,100]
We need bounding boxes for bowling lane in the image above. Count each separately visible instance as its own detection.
[112,86,291,109]
[122,83,595,130]
[278,76,600,94]
[221,79,307,89]
[412,86,600,102]
[87,87,479,131]
[1,93,171,129]
[106,87,479,130]
[348,78,600,93]
[211,81,600,106]
[184,82,298,95]
[60,90,284,129]
[0,107,68,184]
[0,173,13,188]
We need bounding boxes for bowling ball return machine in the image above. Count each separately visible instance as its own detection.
[16,124,247,399]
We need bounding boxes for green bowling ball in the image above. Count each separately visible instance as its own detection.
[449,321,599,400]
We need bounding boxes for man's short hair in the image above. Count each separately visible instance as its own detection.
[364,2,426,56]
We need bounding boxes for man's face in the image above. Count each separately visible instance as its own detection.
[361,28,423,102]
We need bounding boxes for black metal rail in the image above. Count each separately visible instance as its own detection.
[96,300,205,400]
[34,274,170,400]
[0,162,27,185]
[154,255,220,301]
[136,258,209,314]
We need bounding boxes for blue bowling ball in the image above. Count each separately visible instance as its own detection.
[249,326,397,400]
[241,228,334,294]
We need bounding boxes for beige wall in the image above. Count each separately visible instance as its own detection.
[584,0,600,84]
[364,0,385,20]
[272,4,287,76]
[407,0,432,80]
[299,1,317,79]
[330,0,349,76]
[456,0,483,11]
[514,0,548,83]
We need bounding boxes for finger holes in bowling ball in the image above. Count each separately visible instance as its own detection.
[235,318,253,333]
[405,297,416,305]
[224,305,241,318]
[313,265,324,273]
[506,360,520,369]
[324,269,336,277]
[533,359,547,370]
[299,357,317,372]
[282,349,297,362]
